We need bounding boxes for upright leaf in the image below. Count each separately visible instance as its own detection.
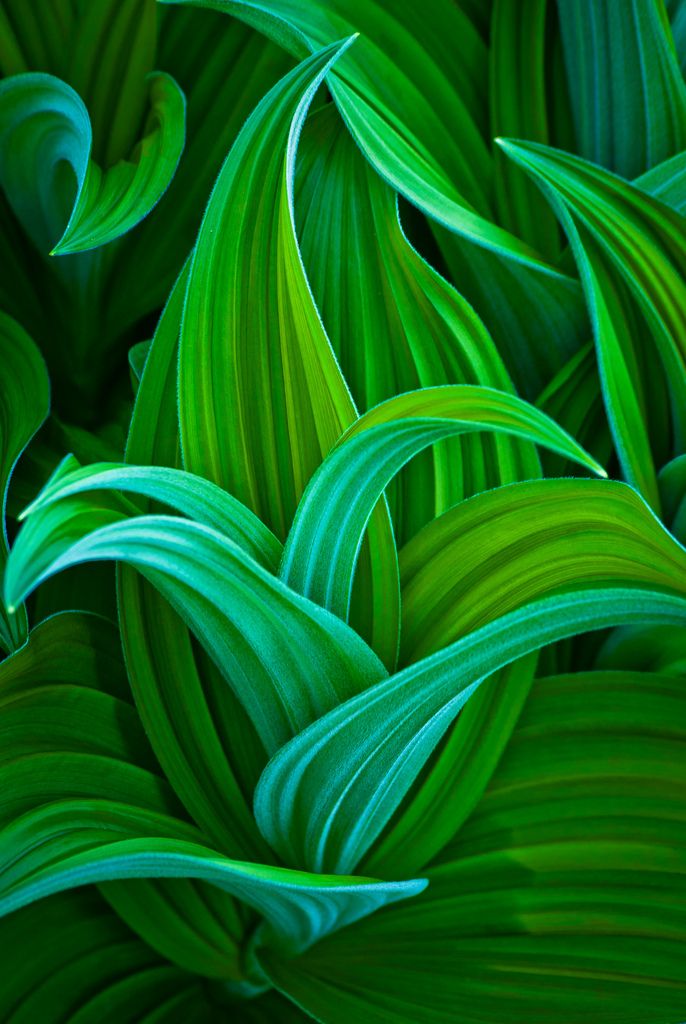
[177,37,398,663]
[557,0,686,178]
[0,312,49,652]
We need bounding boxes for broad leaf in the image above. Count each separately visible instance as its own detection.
[177,36,398,665]
[282,386,603,626]
[262,670,686,1024]
[256,479,686,874]
[558,0,686,178]
[295,105,538,545]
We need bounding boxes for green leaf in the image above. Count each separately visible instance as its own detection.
[177,36,398,664]
[295,104,538,545]
[262,671,686,1024]
[489,0,560,257]
[20,457,282,572]
[256,479,686,876]
[0,890,216,1024]
[5,510,386,758]
[0,621,423,959]
[557,0,686,178]
[67,0,158,167]
[0,311,50,653]
[499,137,686,509]
[636,148,686,214]
[0,811,425,955]
[162,0,586,398]
[535,341,612,477]
[120,264,273,862]
[282,386,604,627]
[0,71,186,257]
[113,9,294,324]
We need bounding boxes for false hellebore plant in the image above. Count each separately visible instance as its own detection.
[0,1,686,1021]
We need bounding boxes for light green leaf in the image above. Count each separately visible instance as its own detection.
[113,9,294,325]
[295,104,538,544]
[163,0,586,398]
[262,671,686,1024]
[177,36,398,664]
[120,264,272,862]
[256,479,686,875]
[0,809,425,955]
[282,386,604,627]
[20,457,282,572]
[5,511,386,758]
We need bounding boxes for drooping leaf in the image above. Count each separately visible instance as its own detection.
[113,8,294,322]
[163,0,587,397]
[0,71,185,257]
[256,479,686,875]
[500,137,686,509]
[20,456,282,572]
[262,670,686,1024]
[295,104,538,545]
[6,509,386,758]
[282,386,603,626]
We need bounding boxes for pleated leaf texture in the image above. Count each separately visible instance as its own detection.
[1,1,686,1021]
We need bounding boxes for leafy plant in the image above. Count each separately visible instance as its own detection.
[0,1,685,1021]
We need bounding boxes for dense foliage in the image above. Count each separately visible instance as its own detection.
[0,1,685,1020]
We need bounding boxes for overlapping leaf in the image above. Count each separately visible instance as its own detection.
[282,387,603,624]
[256,479,686,875]
[262,670,686,1023]
[295,105,539,544]
[500,138,686,510]
[0,71,185,256]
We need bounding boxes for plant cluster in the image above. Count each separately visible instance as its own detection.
[0,1,685,1021]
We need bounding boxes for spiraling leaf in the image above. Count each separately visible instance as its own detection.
[0,811,425,955]
[5,511,386,758]
[163,0,587,396]
[0,71,185,257]
[262,671,686,1024]
[295,105,538,544]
